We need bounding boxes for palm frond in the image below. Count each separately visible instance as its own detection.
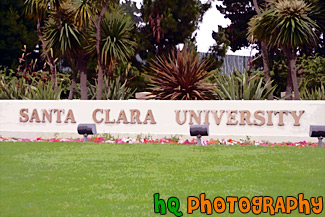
[43,17,83,57]
[248,0,320,49]
[88,6,136,68]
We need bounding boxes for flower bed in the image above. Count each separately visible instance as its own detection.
[0,137,320,147]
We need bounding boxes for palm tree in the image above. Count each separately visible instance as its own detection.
[252,0,273,100]
[24,0,62,88]
[42,14,85,100]
[88,6,136,100]
[28,0,97,100]
[69,0,96,100]
[68,1,134,100]
[25,0,135,100]
[248,0,320,100]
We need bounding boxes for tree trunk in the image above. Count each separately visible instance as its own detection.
[261,41,273,100]
[50,64,56,87]
[77,55,89,100]
[252,0,273,100]
[68,72,78,100]
[55,1,62,31]
[289,55,299,100]
[283,46,299,100]
[96,66,104,100]
[95,1,108,100]
[285,63,293,100]
[37,18,57,89]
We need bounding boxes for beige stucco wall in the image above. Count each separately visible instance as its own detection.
[0,100,324,142]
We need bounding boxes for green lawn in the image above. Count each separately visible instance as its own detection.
[0,142,324,217]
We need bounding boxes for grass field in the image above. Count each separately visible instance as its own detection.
[0,142,324,217]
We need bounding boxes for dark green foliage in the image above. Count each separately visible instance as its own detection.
[248,0,322,100]
[218,0,324,55]
[248,1,319,50]
[270,57,288,96]
[138,0,211,60]
[308,0,325,56]
[298,54,325,89]
[0,71,68,100]
[102,10,135,65]
[88,75,135,100]
[113,63,148,93]
[216,0,255,51]
[43,17,83,59]
[120,0,142,25]
[0,0,38,68]
[300,83,325,100]
[270,53,325,98]
[206,26,230,70]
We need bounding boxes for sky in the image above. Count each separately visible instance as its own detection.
[121,0,256,56]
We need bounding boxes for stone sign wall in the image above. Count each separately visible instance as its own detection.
[0,100,324,142]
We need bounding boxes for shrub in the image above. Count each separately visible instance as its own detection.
[88,75,135,100]
[297,54,325,89]
[146,46,215,100]
[0,76,29,99]
[22,78,63,100]
[0,75,63,100]
[214,70,277,100]
[300,83,325,100]
[0,68,68,100]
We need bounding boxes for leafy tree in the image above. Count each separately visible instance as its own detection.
[139,0,211,60]
[0,0,38,68]
[25,0,90,98]
[298,54,325,89]
[216,1,271,98]
[206,26,230,70]
[65,0,133,100]
[216,0,274,99]
[120,0,142,25]
[216,0,254,52]
[218,0,324,100]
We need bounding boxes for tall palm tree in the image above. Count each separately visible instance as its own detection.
[42,13,85,100]
[25,0,135,100]
[248,0,320,100]
[69,0,96,100]
[68,0,130,100]
[252,0,273,100]
[24,0,63,88]
[88,6,136,100]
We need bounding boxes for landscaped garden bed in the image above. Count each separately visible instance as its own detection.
[0,137,318,147]
[0,136,321,147]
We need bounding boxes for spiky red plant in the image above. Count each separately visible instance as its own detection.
[147,47,215,100]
